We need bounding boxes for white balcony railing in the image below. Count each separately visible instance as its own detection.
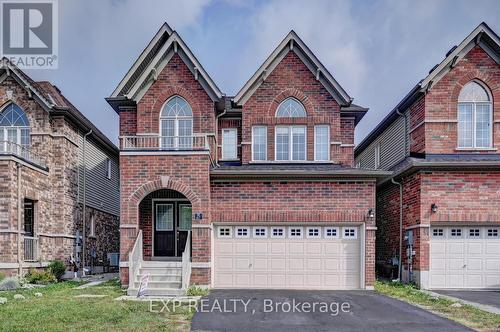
[24,236,39,262]
[120,135,210,151]
[0,141,47,168]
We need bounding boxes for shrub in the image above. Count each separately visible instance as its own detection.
[186,284,209,297]
[25,269,57,285]
[48,260,66,281]
[0,277,20,291]
[0,272,5,282]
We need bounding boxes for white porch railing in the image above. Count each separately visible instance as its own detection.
[181,231,192,290]
[120,135,210,151]
[24,236,39,262]
[128,230,143,290]
[0,141,47,168]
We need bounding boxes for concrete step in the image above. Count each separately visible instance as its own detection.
[133,281,182,289]
[136,274,181,283]
[139,267,181,275]
[142,261,182,268]
[128,287,185,297]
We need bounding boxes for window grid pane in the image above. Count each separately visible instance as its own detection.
[292,127,306,160]
[276,127,289,160]
[475,104,491,148]
[179,205,192,230]
[315,125,329,161]
[252,126,267,161]
[276,98,306,117]
[458,103,473,148]
[222,129,237,160]
[156,204,173,231]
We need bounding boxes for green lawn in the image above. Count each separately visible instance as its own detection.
[375,280,500,332]
[0,279,193,332]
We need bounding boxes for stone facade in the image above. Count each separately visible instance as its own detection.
[0,69,120,277]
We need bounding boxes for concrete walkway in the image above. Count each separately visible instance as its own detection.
[75,273,119,289]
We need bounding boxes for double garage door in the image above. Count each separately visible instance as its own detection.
[430,226,500,289]
[214,225,362,290]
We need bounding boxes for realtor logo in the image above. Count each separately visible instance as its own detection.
[1,0,58,69]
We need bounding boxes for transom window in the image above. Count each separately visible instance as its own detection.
[450,228,462,237]
[487,229,498,237]
[458,81,492,148]
[432,228,444,237]
[275,126,306,161]
[314,125,330,161]
[160,96,193,149]
[0,103,30,152]
[469,229,480,237]
[276,98,306,117]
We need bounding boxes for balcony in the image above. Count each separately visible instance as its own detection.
[0,141,47,169]
[119,134,213,152]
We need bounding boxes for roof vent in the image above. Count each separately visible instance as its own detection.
[445,45,457,57]
[428,64,439,74]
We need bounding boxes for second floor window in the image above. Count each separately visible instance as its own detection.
[222,128,237,160]
[276,97,307,117]
[0,103,30,151]
[252,126,267,161]
[160,95,193,149]
[458,81,492,149]
[275,126,306,161]
[314,125,330,161]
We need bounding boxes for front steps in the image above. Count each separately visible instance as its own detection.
[128,260,185,297]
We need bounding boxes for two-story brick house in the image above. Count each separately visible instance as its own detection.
[108,23,389,295]
[0,60,120,277]
[355,23,500,289]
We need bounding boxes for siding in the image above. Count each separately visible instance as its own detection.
[356,114,407,170]
[78,133,120,216]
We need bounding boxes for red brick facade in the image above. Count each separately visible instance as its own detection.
[116,31,378,289]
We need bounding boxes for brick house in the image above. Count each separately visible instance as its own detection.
[107,23,389,295]
[355,23,500,289]
[0,60,120,277]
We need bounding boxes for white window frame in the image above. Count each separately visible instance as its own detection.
[253,227,267,238]
[89,214,95,237]
[374,143,381,169]
[487,228,498,237]
[306,227,321,238]
[159,95,193,149]
[457,81,493,149]
[450,228,462,238]
[342,227,357,239]
[221,128,238,160]
[432,228,444,237]
[235,227,250,238]
[271,227,285,238]
[218,227,232,238]
[275,125,307,161]
[252,126,267,161]
[324,227,339,238]
[468,228,480,238]
[314,125,330,161]
[289,227,303,238]
[106,158,112,179]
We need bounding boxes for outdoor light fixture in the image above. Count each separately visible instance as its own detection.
[368,209,375,219]
[431,204,438,213]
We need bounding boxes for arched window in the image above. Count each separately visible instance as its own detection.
[458,81,492,148]
[160,96,193,148]
[276,97,306,117]
[0,103,30,151]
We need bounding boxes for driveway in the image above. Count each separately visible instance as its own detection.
[191,289,470,332]
[433,290,500,309]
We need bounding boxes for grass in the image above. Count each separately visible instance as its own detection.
[186,284,209,297]
[375,280,500,332]
[0,279,194,332]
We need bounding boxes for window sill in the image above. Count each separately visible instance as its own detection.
[220,158,240,162]
[455,148,497,152]
[249,160,337,164]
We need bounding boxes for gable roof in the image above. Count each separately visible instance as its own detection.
[107,23,223,112]
[0,59,118,154]
[355,22,500,156]
[233,30,353,107]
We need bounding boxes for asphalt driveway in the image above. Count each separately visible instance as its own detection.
[191,289,470,332]
[433,290,500,309]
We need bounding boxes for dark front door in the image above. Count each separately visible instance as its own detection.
[153,201,192,257]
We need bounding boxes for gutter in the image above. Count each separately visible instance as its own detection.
[391,177,403,281]
[210,169,392,179]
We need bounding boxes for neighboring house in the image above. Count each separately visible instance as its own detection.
[107,23,389,295]
[0,60,120,277]
[355,23,500,289]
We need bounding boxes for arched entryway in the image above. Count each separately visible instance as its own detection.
[138,189,192,260]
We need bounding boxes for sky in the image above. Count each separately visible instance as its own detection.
[25,0,500,145]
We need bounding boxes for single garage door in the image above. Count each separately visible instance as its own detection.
[430,226,500,289]
[214,225,362,289]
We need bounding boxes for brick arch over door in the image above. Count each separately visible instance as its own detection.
[126,176,201,222]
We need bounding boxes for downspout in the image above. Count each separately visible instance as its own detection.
[391,177,403,281]
[17,164,22,276]
[215,103,227,166]
[81,129,92,276]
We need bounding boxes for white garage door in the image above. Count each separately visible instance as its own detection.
[430,226,500,289]
[214,225,362,289]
